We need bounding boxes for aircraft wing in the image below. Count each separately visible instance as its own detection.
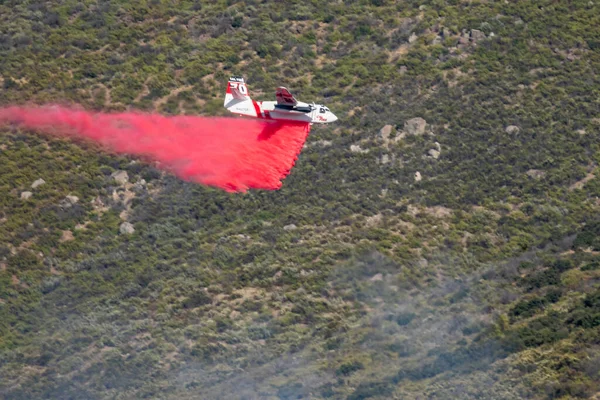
[276,87,298,106]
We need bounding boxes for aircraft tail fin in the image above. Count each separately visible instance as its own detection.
[224,76,250,107]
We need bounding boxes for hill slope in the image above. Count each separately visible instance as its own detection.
[1,1,600,398]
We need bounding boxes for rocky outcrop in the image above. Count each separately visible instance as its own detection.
[404,117,427,135]
[350,144,369,153]
[428,142,441,159]
[470,29,486,42]
[60,195,79,208]
[111,170,129,185]
[428,149,440,159]
[378,125,393,141]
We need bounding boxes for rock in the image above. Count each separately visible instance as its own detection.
[366,213,382,226]
[350,144,369,153]
[415,171,422,182]
[428,149,440,159]
[505,125,520,134]
[111,170,129,185]
[21,191,33,200]
[408,32,418,43]
[91,196,105,209]
[470,29,486,42]
[404,117,427,136]
[369,273,383,282]
[399,66,408,74]
[133,179,147,190]
[66,195,79,204]
[526,169,546,179]
[378,125,393,141]
[120,222,135,234]
[380,154,390,164]
[283,224,297,231]
[312,140,332,147]
[31,178,46,189]
[60,195,79,208]
[434,142,441,151]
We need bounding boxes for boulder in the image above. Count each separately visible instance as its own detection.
[415,171,422,182]
[404,117,427,135]
[111,170,129,185]
[283,224,297,231]
[428,149,440,159]
[120,222,135,235]
[505,125,520,134]
[60,195,79,208]
[470,29,486,42]
[408,32,418,43]
[350,144,369,153]
[378,125,393,141]
[21,191,33,200]
[526,169,546,179]
[133,179,147,190]
[31,178,46,189]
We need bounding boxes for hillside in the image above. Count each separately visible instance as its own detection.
[1,1,600,399]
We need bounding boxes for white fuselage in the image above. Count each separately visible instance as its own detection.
[226,99,338,124]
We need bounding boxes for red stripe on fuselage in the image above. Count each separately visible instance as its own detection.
[252,100,262,118]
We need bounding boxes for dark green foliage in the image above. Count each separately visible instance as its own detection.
[395,312,416,326]
[181,291,212,309]
[336,360,364,376]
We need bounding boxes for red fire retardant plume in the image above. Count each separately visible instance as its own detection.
[0,106,310,192]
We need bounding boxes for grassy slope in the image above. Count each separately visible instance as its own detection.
[1,0,600,398]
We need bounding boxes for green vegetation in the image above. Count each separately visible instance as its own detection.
[1,0,600,398]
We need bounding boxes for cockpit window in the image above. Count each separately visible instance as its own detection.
[320,107,326,113]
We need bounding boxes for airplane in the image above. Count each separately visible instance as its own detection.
[223,76,338,124]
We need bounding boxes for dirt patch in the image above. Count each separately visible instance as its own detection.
[569,172,595,191]
[60,230,74,242]
[387,44,410,62]
[134,77,151,103]
[153,85,193,110]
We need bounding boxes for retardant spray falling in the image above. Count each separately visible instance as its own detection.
[0,106,311,192]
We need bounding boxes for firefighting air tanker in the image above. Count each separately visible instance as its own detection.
[224,76,338,124]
